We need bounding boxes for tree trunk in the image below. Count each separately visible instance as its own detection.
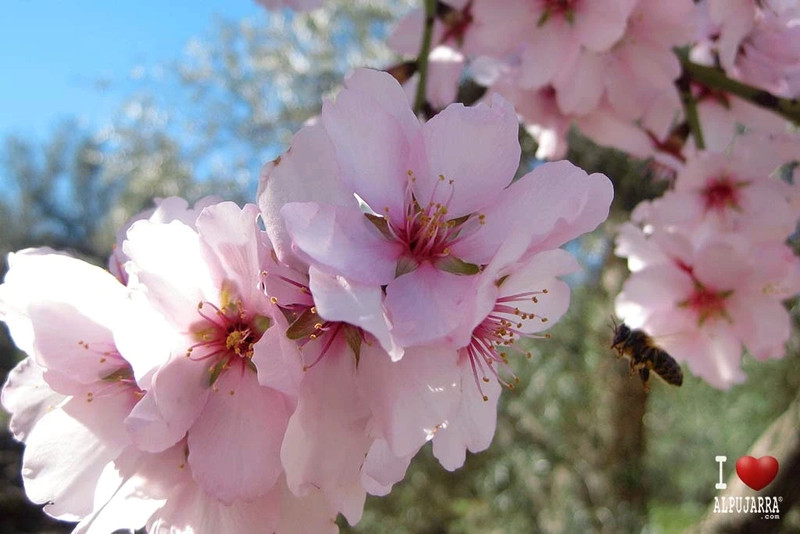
[606,365,649,531]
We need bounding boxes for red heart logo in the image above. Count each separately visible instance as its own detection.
[735,455,779,491]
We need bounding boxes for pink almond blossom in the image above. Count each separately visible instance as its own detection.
[706,0,800,98]
[259,68,613,485]
[615,229,800,389]
[121,201,299,504]
[632,137,800,244]
[1,222,345,532]
[260,68,613,357]
[0,250,141,523]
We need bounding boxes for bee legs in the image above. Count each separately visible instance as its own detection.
[638,367,651,392]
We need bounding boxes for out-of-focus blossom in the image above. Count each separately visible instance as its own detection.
[488,65,571,160]
[400,45,465,111]
[633,137,800,243]
[616,231,800,389]
[616,128,800,390]
[704,0,800,98]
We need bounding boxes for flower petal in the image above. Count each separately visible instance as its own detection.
[385,263,480,349]
[23,392,134,520]
[411,93,521,219]
[308,266,402,360]
[257,123,352,268]
[553,50,606,115]
[574,0,635,51]
[500,249,579,334]
[275,479,339,534]
[126,356,210,453]
[360,438,413,497]
[727,292,791,361]
[188,370,290,504]
[148,467,282,534]
[432,355,502,471]
[321,69,420,223]
[1,357,65,442]
[452,160,613,264]
[196,202,271,311]
[282,202,403,285]
[281,342,370,525]
[251,314,305,396]
[356,344,460,458]
[123,219,217,329]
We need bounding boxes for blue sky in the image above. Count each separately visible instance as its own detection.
[0,0,263,141]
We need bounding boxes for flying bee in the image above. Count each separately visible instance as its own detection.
[610,319,683,391]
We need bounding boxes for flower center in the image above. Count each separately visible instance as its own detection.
[186,296,271,387]
[538,0,579,25]
[464,286,551,400]
[260,270,364,370]
[372,171,484,277]
[701,176,742,213]
[680,284,732,325]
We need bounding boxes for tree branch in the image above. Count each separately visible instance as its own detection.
[675,48,800,126]
[413,0,437,115]
[676,70,705,150]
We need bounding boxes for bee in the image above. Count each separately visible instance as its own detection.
[610,319,683,390]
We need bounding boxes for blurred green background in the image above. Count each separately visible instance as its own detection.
[1,2,798,533]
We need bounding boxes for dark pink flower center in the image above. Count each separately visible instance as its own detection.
[465,286,551,400]
[544,0,576,12]
[538,0,580,24]
[680,284,732,325]
[701,177,742,213]
[186,297,270,386]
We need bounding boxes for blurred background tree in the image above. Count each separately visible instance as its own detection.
[1,2,798,533]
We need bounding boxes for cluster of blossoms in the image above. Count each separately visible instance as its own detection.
[384,0,800,389]
[614,135,800,389]
[389,0,799,163]
[692,0,800,99]
[1,69,613,532]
